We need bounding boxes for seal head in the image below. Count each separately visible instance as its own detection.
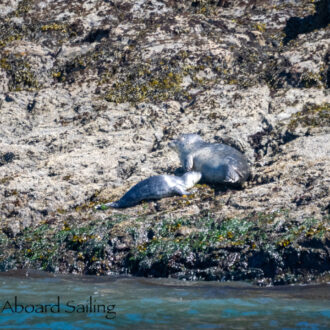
[169,133,203,153]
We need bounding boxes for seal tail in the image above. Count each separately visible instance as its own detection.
[94,201,121,210]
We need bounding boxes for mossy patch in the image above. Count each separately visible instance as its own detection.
[288,102,330,130]
[254,23,266,33]
[0,219,120,272]
[41,23,67,33]
[129,213,328,263]
[0,54,39,91]
[13,0,33,17]
[0,211,328,283]
[105,67,184,104]
[299,71,323,88]
[126,212,329,283]
[0,176,14,185]
[0,34,23,48]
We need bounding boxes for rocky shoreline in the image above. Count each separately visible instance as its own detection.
[0,0,329,285]
[1,206,329,286]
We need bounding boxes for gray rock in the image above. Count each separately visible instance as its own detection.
[0,0,328,234]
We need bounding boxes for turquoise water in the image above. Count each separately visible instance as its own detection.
[0,271,329,329]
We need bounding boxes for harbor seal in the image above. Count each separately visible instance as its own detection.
[169,134,250,185]
[95,171,202,209]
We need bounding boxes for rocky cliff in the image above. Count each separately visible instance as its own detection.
[0,0,329,285]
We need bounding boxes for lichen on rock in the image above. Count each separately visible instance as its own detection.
[0,0,329,285]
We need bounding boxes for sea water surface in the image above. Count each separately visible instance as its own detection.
[0,271,329,329]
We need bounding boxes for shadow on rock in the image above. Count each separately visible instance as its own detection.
[283,0,330,45]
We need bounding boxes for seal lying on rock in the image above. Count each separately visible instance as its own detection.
[169,134,250,185]
[95,171,202,209]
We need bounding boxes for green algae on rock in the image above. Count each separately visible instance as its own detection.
[0,212,329,285]
[288,103,330,131]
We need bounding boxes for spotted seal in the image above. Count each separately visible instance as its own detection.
[169,134,250,185]
[95,171,202,209]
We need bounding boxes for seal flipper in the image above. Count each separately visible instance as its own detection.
[183,154,194,171]
[172,186,189,196]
